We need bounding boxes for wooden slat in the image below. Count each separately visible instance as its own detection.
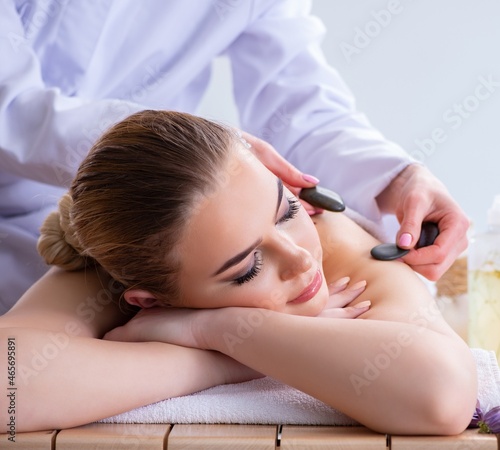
[0,429,57,449]
[55,423,170,449]
[390,428,498,449]
[167,424,277,449]
[3,424,498,449]
[280,425,387,449]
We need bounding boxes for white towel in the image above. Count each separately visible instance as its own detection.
[473,348,500,413]
[100,348,498,425]
[100,376,356,425]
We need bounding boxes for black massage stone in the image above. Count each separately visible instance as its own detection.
[299,186,345,212]
[370,222,439,261]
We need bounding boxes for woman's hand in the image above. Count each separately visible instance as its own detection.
[105,277,369,345]
[317,277,370,318]
[103,306,206,348]
[104,307,263,385]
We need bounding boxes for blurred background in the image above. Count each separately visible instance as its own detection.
[198,0,500,234]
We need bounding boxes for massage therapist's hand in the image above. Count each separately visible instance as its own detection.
[240,131,322,215]
[376,164,469,280]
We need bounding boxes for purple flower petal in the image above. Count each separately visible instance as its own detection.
[469,401,483,428]
[483,406,500,433]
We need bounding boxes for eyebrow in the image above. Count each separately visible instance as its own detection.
[276,178,283,216]
[213,178,283,277]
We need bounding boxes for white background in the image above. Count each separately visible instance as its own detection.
[198,0,500,233]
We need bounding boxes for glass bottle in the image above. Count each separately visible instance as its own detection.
[468,194,500,361]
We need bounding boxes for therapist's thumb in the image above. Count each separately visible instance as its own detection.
[396,213,426,249]
[397,230,414,249]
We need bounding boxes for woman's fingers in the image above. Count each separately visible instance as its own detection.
[318,300,371,319]
[327,276,350,295]
[326,279,367,309]
[316,278,369,319]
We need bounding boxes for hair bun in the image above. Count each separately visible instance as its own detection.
[37,193,88,271]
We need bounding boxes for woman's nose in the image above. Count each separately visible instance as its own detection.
[277,237,314,281]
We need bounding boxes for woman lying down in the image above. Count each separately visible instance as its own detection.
[0,110,497,435]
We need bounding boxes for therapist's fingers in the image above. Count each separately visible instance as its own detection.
[394,192,430,250]
[240,131,319,189]
[240,131,322,215]
[380,163,469,280]
[401,214,468,281]
[396,194,469,280]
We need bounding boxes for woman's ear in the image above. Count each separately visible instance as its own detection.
[123,289,159,309]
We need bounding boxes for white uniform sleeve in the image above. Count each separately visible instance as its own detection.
[227,0,415,220]
[0,0,143,187]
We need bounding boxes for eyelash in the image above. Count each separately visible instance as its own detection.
[277,197,300,224]
[234,251,263,285]
[233,197,301,285]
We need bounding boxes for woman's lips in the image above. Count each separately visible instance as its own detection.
[288,270,323,304]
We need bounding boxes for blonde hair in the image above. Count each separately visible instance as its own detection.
[37,110,235,305]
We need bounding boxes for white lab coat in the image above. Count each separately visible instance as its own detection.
[0,0,413,312]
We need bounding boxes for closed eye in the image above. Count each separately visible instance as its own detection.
[232,251,263,285]
[277,197,300,224]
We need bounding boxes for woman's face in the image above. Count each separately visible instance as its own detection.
[177,145,329,317]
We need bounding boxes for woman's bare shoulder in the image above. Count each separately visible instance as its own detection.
[313,211,381,257]
[313,211,382,279]
[0,267,130,337]
[314,212,455,335]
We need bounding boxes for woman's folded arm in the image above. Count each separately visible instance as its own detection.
[0,268,258,432]
[0,328,252,432]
